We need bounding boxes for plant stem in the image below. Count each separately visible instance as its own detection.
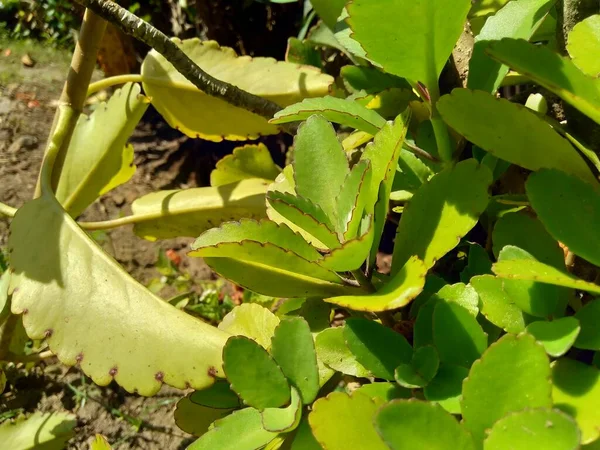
[78,215,140,230]
[499,72,531,87]
[72,0,286,124]
[4,350,55,363]
[403,141,440,163]
[0,202,16,218]
[351,269,376,293]
[87,74,144,96]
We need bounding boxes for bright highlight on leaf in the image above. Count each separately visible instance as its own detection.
[567,15,600,77]
[210,144,281,187]
[526,317,581,357]
[217,303,280,350]
[0,411,76,450]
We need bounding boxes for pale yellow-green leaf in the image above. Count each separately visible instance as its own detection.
[210,144,281,187]
[0,412,76,450]
[130,179,269,241]
[218,303,280,349]
[567,15,600,78]
[90,434,113,450]
[55,83,148,217]
[142,39,334,141]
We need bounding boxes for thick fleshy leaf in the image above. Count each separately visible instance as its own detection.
[308,392,388,450]
[424,364,470,414]
[438,90,596,184]
[285,37,322,68]
[261,387,302,432]
[340,65,411,94]
[335,160,372,239]
[271,96,386,134]
[315,327,370,377]
[271,317,320,404]
[552,358,600,444]
[293,115,349,221]
[217,303,279,350]
[311,0,346,29]
[193,219,321,263]
[468,0,555,93]
[471,275,527,333]
[142,39,333,141]
[326,255,427,311]
[344,318,412,380]
[290,417,321,450]
[354,382,411,402]
[222,336,290,410]
[391,151,434,202]
[526,170,600,267]
[436,283,479,316]
[394,345,439,388]
[319,218,374,272]
[90,434,112,450]
[575,300,600,350]
[567,15,600,77]
[365,88,413,120]
[9,196,229,395]
[461,334,552,445]
[392,159,492,273]
[55,83,147,217]
[526,317,580,357]
[0,412,76,450]
[210,144,281,187]
[375,400,475,450]
[190,380,241,409]
[188,407,278,450]
[484,408,581,450]
[347,0,471,86]
[130,179,269,241]
[486,38,600,125]
[174,396,233,436]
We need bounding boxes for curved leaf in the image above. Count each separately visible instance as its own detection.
[335,160,373,240]
[271,96,386,134]
[319,218,375,272]
[486,38,600,125]
[424,364,470,414]
[471,275,527,333]
[218,303,279,350]
[574,300,600,350]
[174,396,233,436]
[210,144,281,187]
[142,39,333,141]
[354,382,411,402]
[438,89,596,184]
[526,317,581,357]
[394,346,440,388]
[55,83,148,217]
[315,327,370,377]
[189,380,241,409]
[567,15,600,77]
[261,387,302,432]
[0,412,76,450]
[311,0,346,29]
[341,65,411,94]
[130,179,269,241]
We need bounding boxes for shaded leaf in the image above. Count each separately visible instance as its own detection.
[0,412,76,450]
[340,65,410,94]
[210,144,281,187]
[285,37,322,68]
[319,217,374,272]
[189,380,241,409]
[574,299,600,350]
[424,364,470,414]
[311,0,346,29]
[261,387,302,432]
[315,327,370,377]
[354,382,411,402]
[174,396,233,436]
[218,303,279,350]
[335,160,372,240]
[526,317,580,357]
[567,15,600,77]
[471,275,527,333]
[395,345,440,388]
[290,416,321,450]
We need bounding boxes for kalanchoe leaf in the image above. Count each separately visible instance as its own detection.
[574,299,600,350]
[487,38,600,125]
[437,90,597,184]
[218,303,279,350]
[526,317,581,357]
[310,0,346,29]
[424,364,470,414]
[319,216,375,272]
[375,400,476,450]
[354,382,411,402]
[552,358,600,444]
[190,380,241,409]
[394,345,440,389]
[261,387,302,432]
[210,144,281,187]
[344,318,412,380]
[285,37,322,68]
[391,159,492,274]
[174,396,233,436]
[409,274,448,319]
[270,96,386,135]
[460,243,493,283]
[341,65,411,94]
[222,336,290,410]
[483,408,581,450]
[295,298,332,333]
[271,317,320,405]
[461,334,552,446]
[0,411,76,450]
[290,416,321,450]
[526,169,600,268]
[335,160,373,240]
[567,14,600,77]
[315,327,370,377]
[308,392,389,450]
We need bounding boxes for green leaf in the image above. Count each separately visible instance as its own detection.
[193,219,322,263]
[343,318,412,380]
[438,90,597,184]
[223,336,290,410]
[328,255,427,312]
[433,302,488,368]
[471,275,527,333]
[131,179,269,241]
[335,160,372,240]
[271,317,320,404]
[293,115,349,222]
[552,359,600,444]
[436,283,480,316]
[90,434,113,450]
[55,83,147,218]
[174,396,233,436]
[354,382,412,402]
[0,367,5,394]
[295,298,332,333]
[315,327,370,377]
[308,392,389,450]
[217,303,279,350]
[190,380,241,409]
[285,38,322,68]
[0,412,76,450]
[461,333,552,445]
[468,0,555,93]
[261,387,302,432]
[567,15,600,77]
[486,38,600,125]
[375,400,476,450]
[460,243,493,283]
[364,88,414,120]
[188,407,278,450]
[347,0,471,86]
[424,364,470,414]
[210,144,281,187]
[271,97,386,135]
[9,196,229,395]
[395,345,440,388]
[142,39,333,141]
[340,65,411,94]
[311,0,346,29]
[319,217,374,272]
[484,408,581,450]
[290,417,321,450]
[526,317,581,357]
[392,159,492,273]
[526,169,600,268]
[574,300,600,350]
